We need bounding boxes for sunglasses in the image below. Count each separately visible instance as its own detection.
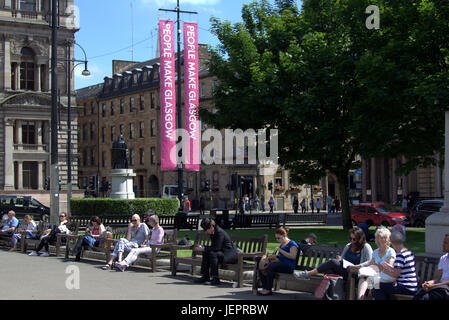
[350,237,357,241]
[59,215,66,218]
[131,219,138,222]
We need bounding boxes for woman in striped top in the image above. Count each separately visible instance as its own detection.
[373,232,418,299]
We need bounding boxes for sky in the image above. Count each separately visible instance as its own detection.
[74,0,288,90]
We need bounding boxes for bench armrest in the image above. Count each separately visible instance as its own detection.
[170,244,194,251]
[149,243,172,250]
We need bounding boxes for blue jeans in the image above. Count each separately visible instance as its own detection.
[373,282,416,300]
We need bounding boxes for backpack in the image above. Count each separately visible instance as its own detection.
[177,235,192,246]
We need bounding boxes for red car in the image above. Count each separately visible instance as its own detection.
[350,202,408,227]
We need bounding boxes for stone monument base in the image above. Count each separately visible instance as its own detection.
[110,169,136,199]
[425,210,449,257]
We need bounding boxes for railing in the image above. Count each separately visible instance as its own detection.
[11,10,40,20]
[13,144,48,152]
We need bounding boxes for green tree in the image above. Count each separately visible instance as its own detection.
[200,0,449,230]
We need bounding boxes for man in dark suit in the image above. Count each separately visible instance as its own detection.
[194,218,238,285]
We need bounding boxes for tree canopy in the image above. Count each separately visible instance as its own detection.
[200,0,449,229]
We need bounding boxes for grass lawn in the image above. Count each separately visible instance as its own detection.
[175,227,426,258]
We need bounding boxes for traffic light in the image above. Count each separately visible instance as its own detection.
[268,181,273,191]
[44,177,50,190]
[231,173,238,190]
[89,175,98,191]
[205,180,210,191]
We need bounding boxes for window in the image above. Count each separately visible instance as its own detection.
[151,119,156,137]
[129,149,134,166]
[110,101,114,116]
[129,123,134,139]
[119,124,124,135]
[102,127,105,143]
[120,99,124,114]
[140,95,144,111]
[139,148,145,165]
[102,104,106,117]
[150,93,155,109]
[91,102,95,114]
[151,147,156,164]
[90,122,96,140]
[83,150,87,166]
[84,103,87,116]
[21,121,35,144]
[102,151,106,168]
[111,126,115,142]
[20,0,36,11]
[356,206,366,214]
[90,149,95,166]
[139,121,144,138]
[20,62,35,91]
[199,82,205,98]
[130,97,135,113]
[82,124,88,141]
[367,207,377,215]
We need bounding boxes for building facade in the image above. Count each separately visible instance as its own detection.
[0,0,82,211]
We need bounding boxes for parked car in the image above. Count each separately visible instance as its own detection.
[350,202,408,227]
[409,199,443,228]
[0,195,49,221]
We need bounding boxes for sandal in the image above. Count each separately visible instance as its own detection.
[101,264,112,270]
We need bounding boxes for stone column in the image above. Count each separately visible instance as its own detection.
[16,63,21,90]
[38,161,44,190]
[370,158,377,201]
[3,39,11,90]
[35,64,41,92]
[17,161,23,190]
[16,120,23,150]
[36,120,42,149]
[4,119,15,190]
[426,111,449,256]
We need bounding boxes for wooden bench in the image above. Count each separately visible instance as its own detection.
[281,213,328,227]
[59,227,178,272]
[21,221,80,254]
[252,245,344,296]
[171,231,268,287]
[232,214,280,229]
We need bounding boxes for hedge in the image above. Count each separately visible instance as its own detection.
[70,198,178,217]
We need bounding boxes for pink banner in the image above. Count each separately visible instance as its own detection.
[183,22,200,171]
[159,20,177,171]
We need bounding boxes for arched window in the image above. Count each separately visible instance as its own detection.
[20,47,35,91]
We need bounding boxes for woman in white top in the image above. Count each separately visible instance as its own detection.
[28,212,72,257]
[354,227,396,300]
[10,214,37,251]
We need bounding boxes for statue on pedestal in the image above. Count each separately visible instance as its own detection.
[111,134,129,169]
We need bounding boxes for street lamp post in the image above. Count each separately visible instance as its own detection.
[65,41,90,216]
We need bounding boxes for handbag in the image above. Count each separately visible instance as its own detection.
[314,274,345,300]
[258,254,279,275]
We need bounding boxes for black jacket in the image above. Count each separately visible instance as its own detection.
[209,225,235,253]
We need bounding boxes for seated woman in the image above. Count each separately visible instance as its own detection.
[102,214,150,270]
[115,215,164,271]
[257,227,298,296]
[353,226,396,300]
[295,228,373,281]
[28,212,73,257]
[373,232,418,299]
[10,215,38,251]
[72,216,106,261]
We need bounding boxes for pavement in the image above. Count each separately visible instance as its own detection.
[0,249,316,300]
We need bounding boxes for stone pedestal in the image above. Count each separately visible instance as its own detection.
[110,169,136,199]
[426,111,449,257]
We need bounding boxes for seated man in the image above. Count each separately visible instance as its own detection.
[102,214,150,270]
[0,210,19,239]
[194,218,238,285]
[414,234,449,300]
[298,233,317,256]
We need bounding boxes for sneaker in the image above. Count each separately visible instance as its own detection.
[194,276,210,284]
[28,251,39,256]
[294,270,310,280]
[40,252,50,257]
[210,278,221,286]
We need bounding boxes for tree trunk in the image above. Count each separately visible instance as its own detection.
[336,172,353,230]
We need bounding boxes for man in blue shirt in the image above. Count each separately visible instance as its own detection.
[0,210,19,234]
